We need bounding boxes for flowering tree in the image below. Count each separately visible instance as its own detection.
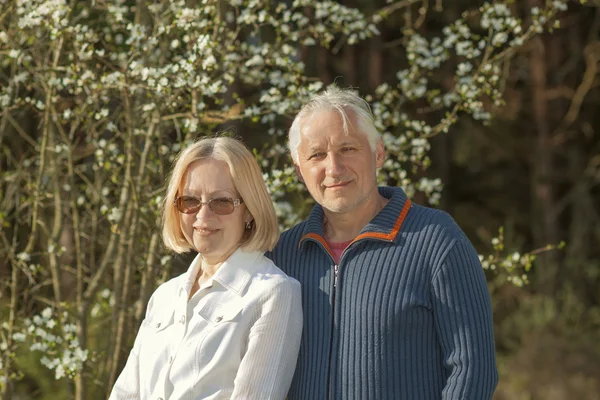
[0,0,578,398]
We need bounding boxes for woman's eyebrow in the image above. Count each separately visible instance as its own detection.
[182,189,236,197]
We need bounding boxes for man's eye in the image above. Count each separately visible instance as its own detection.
[309,153,324,160]
[341,147,355,152]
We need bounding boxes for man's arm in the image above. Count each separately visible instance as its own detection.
[432,237,498,400]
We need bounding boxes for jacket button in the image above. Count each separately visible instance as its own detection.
[215,316,223,322]
[155,322,161,328]
[179,315,185,324]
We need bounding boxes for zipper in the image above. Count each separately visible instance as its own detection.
[326,238,393,399]
[334,264,339,287]
[328,256,349,398]
[299,201,410,399]
[327,271,336,400]
[327,254,348,399]
[302,237,337,400]
[328,260,345,398]
[303,236,393,399]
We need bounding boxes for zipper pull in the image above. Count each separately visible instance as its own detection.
[334,264,339,287]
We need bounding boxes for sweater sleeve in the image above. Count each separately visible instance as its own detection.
[231,278,303,400]
[431,238,498,400]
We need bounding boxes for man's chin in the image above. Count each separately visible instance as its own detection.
[321,199,357,214]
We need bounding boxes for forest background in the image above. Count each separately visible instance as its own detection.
[1,0,599,399]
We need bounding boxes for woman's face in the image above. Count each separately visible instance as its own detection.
[178,158,250,264]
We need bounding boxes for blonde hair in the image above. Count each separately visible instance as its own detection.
[162,136,279,253]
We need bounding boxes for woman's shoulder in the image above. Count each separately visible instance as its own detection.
[248,253,301,294]
[255,253,298,279]
[148,271,188,302]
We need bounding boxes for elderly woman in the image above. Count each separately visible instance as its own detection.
[109,137,302,400]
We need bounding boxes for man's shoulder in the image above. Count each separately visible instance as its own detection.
[405,202,466,241]
[278,220,309,246]
[266,220,308,264]
[384,186,460,233]
[398,202,477,268]
[409,202,455,224]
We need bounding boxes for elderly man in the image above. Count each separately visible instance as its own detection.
[268,86,498,400]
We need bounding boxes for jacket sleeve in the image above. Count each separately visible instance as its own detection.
[108,334,142,400]
[108,294,156,400]
[231,278,303,400]
[432,238,498,400]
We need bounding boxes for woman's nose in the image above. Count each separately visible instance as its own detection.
[195,202,213,219]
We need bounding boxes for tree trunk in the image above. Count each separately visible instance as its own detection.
[318,46,332,84]
[344,45,357,86]
[1,266,18,400]
[528,30,560,295]
[368,35,383,90]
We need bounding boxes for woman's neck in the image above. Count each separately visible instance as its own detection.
[188,247,237,300]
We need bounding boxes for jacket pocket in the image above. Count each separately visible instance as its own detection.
[197,300,242,326]
[143,308,175,332]
[140,309,175,356]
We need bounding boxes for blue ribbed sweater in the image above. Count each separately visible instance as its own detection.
[267,187,498,400]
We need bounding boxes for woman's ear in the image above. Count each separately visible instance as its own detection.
[244,210,254,224]
[243,211,254,230]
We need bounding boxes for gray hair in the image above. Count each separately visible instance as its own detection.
[288,85,381,163]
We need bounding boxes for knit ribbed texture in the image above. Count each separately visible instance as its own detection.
[268,187,498,400]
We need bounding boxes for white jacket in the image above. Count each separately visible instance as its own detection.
[109,248,303,400]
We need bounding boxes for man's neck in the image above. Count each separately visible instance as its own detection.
[322,193,389,243]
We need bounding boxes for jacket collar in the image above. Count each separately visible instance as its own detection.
[298,186,412,250]
[181,248,263,297]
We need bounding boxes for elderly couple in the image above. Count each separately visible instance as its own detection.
[109,86,498,400]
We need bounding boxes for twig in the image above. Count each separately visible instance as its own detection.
[376,0,421,18]
[560,42,600,127]
[3,111,40,151]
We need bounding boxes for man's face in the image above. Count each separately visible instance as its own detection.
[295,109,384,214]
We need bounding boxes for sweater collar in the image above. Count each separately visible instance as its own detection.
[298,186,412,250]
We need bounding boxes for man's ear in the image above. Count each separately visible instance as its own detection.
[375,138,386,169]
[294,164,305,183]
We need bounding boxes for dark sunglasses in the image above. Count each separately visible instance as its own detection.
[173,196,244,215]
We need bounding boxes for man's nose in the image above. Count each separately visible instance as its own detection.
[325,153,345,176]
